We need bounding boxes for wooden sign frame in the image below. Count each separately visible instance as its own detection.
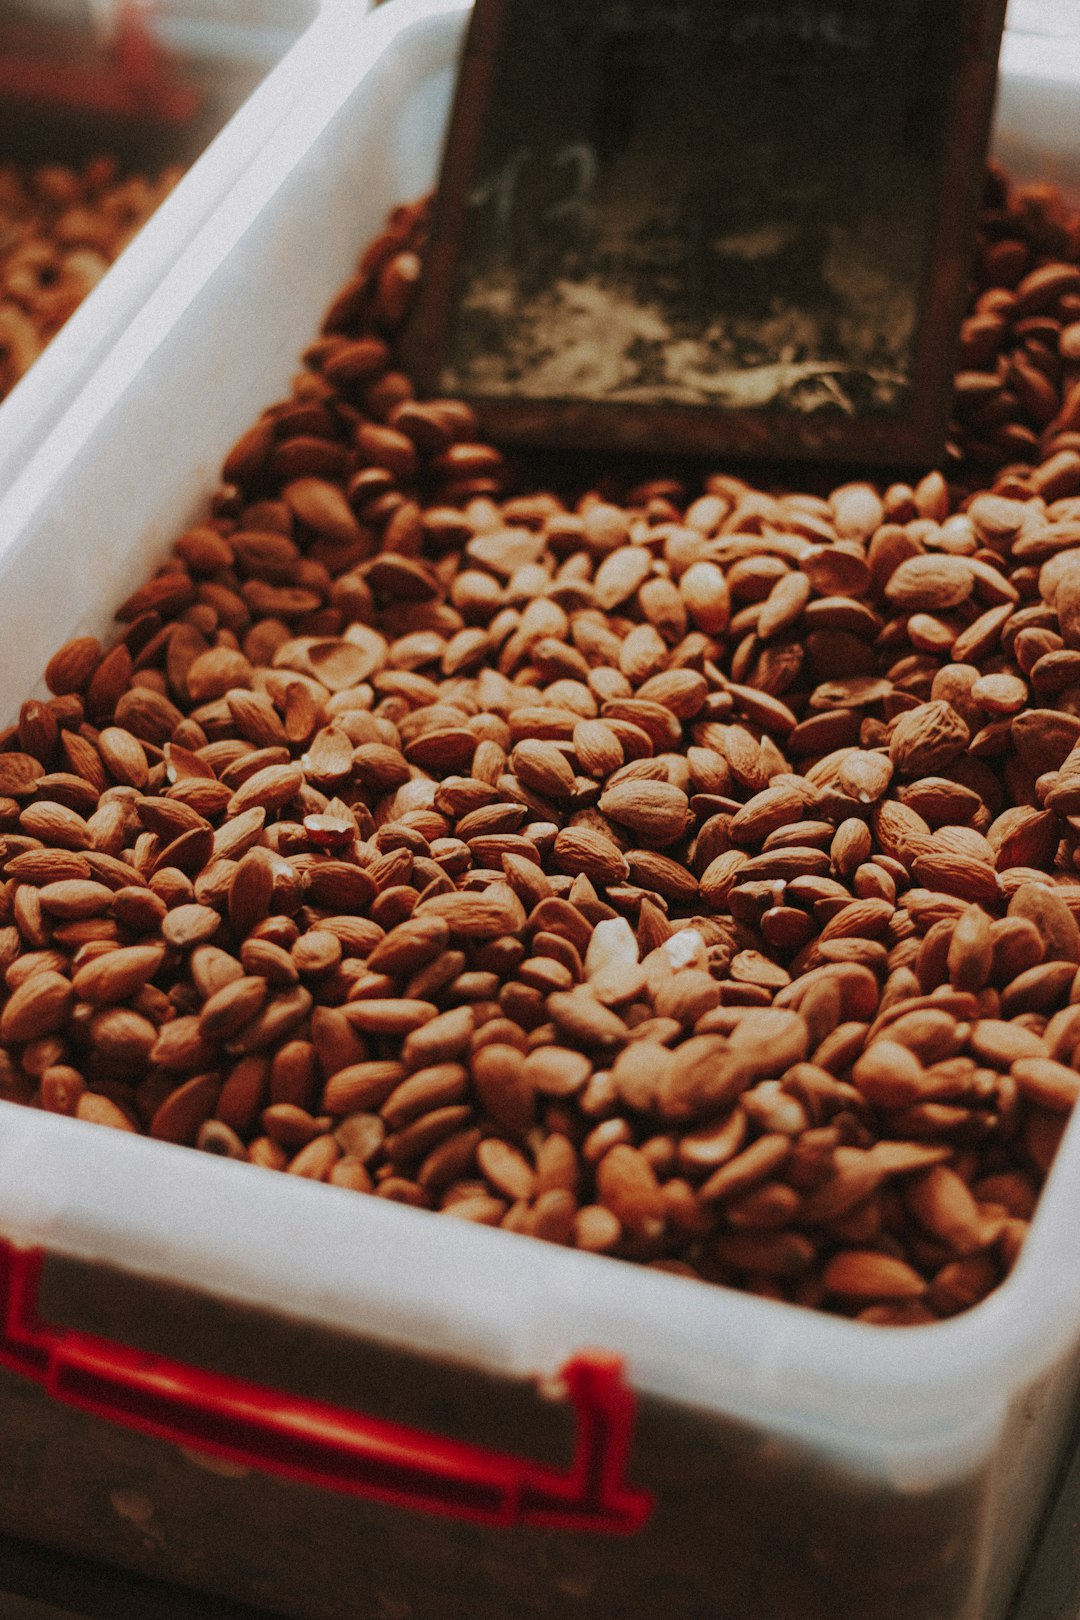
[407,0,1008,467]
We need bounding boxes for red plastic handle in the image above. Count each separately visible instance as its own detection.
[0,1240,651,1533]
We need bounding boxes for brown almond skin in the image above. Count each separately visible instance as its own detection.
[471,1044,534,1136]
[598,780,690,844]
[199,976,271,1044]
[477,1137,536,1202]
[45,637,102,697]
[0,972,73,1044]
[89,1008,158,1067]
[522,1045,592,1098]
[76,1093,137,1132]
[37,880,115,919]
[322,1062,405,1116]
[381,1063,469,1127]
[40,1064,85,1115]
[822,1250,928,1302]
[366,915,449,976]
[905,1166,984,1255]
[72,944,165,1005]
[596,1144,664,1237]
[216,1056,270,1133]
[151,1073,222,1145]
[287,1134,342,1180]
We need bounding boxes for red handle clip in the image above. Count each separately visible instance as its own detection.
[0,1240,651,1533]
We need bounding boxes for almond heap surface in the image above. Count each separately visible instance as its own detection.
[4,167,1080,1323]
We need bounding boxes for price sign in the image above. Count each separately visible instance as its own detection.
[408,0,1007,465]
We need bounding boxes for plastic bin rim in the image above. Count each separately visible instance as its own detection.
[0,1098,1075,1457]
[0,0,1076,1462]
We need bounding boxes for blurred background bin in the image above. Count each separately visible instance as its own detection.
[0,0,321,166]
[996,0,1080,201]
[0,0,342,489]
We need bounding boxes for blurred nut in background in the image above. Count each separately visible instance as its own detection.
[0,157,183,402]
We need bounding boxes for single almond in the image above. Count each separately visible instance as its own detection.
[0,970,73,1043]
[822,1250,927,1302]
[598,780,690,845]
[73,944,165,1005]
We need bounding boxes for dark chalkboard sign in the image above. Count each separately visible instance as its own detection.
[408,0,1007,466]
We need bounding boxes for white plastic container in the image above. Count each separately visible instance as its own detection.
[0,4,1079,1617]
[996,4,1080,202]
[0,0,346,492]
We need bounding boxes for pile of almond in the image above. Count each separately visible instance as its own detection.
[3,167,1080,1323]
[0,156,183,402]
